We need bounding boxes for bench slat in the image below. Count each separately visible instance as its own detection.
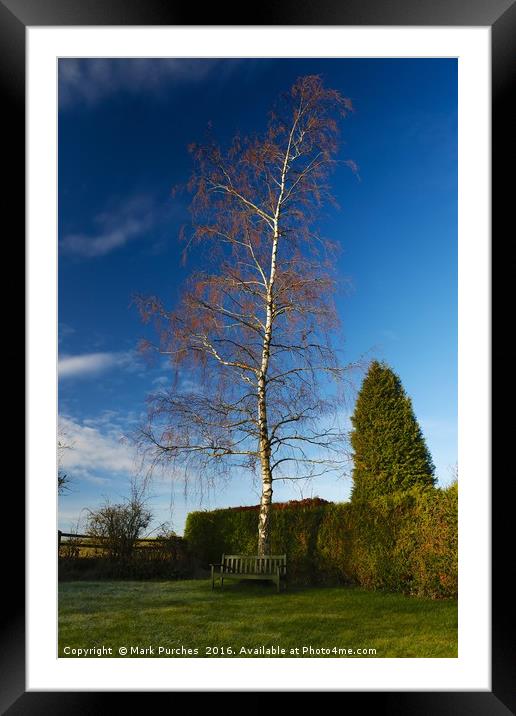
[220,555,286,576]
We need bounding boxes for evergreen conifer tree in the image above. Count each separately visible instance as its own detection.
[350,360,436,500]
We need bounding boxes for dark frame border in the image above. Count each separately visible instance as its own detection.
[6,0,514,711]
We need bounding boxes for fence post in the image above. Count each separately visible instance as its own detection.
[58,530,62,550]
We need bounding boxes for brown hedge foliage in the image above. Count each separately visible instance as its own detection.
[225,498,331,512]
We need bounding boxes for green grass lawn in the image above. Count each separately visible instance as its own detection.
[59,579,457,658]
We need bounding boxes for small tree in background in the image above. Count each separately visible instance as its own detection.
[350,360,435,501]
[86,486,152,561]
[58,469,71,495]
[58,427,73,495]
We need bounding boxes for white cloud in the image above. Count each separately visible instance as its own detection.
[152,375,169,387]
[60,195,156,258]
[59,414,136,478]
[58,351,133,379]
[62,221,146,257]
[59,58,219,109]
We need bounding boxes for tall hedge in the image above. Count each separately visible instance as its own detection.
[184,487,457,598]
[350,361,436,500]
[340,483,458,598]
[185,499,329,584]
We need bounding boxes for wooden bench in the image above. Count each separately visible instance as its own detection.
[210,554,287,592]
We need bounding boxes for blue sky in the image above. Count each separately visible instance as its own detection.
[58,58,457,535]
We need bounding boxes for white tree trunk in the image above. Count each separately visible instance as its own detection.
[257,371,273,556]
[257,118,296,555]
[257,215,280,556]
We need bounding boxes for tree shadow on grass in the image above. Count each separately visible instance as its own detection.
[208,579,326,597]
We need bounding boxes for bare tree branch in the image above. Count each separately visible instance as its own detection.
[135,75,359,554]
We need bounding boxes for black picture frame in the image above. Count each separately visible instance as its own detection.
[6,0,513,710]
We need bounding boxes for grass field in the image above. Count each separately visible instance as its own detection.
[59,579,457,658]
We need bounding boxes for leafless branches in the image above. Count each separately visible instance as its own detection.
[136,75,359,552]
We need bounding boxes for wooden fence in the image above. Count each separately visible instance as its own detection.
[58,530,184,553]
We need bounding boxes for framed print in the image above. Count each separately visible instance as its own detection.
[4,0,513,710]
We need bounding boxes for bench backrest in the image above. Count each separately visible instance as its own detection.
[222,554,286,574]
